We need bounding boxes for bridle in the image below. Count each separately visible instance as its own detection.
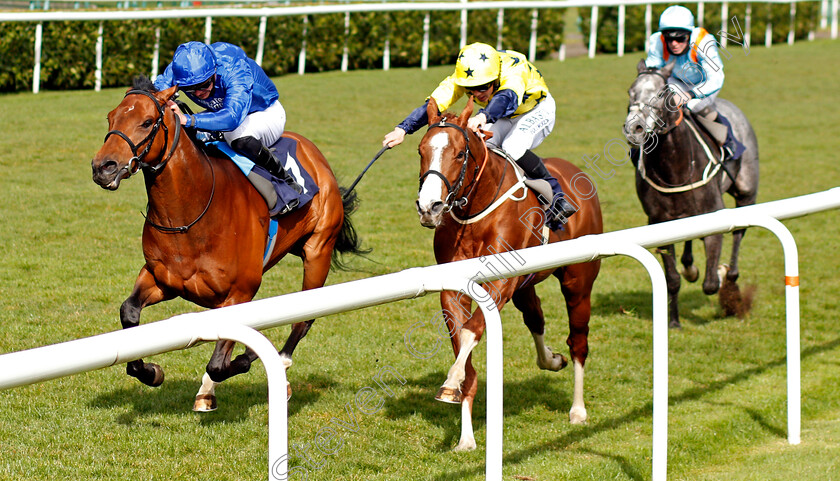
[103,89,214,234]
[625,70,683,138]
[419,120,486,213]
[103,89,181,178]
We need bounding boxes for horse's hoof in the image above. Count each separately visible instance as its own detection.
[569,406,588,424]
[435,386,462,404]
[193,394,218,412]
[452,438,477,452]
[144,363,165,387]
[669,319,682,329]
[681,265,699,283]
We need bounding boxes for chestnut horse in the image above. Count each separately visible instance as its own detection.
[416,98,602,451]
[91,79,366,411]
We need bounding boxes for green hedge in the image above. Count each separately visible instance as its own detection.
[580,2,821,55]
[0,8,564,93]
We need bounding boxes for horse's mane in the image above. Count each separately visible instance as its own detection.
[132,75,157,93]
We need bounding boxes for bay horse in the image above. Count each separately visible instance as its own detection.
[624,60,759,328]
[416,97,602,451]
[91,77,366,411]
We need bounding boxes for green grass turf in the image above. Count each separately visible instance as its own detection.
[0,39,839,480]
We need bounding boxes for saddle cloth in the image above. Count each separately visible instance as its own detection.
[209,137,319,217]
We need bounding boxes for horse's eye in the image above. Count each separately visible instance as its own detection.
[142,119,154,128]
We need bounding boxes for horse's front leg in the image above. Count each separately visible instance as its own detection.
[121,266,173,387]
[680,240,699,282]
[658,245,682,328]
[701,233,724,295]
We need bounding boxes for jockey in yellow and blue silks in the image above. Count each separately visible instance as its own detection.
[154,41,301,195]
[383,42,577,228]
[645,6,745,160]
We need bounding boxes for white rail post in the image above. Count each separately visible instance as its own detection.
[697,1,705,28]
[744,214,801,445]
[745,4,752,49]
[194,322,288,481]
[256,16,267,67]
[33,22,42,94]
[383,13,390,71]
[588,5,599,59]
[833,0,839,39]
[528,8,538,62]
[721,1,729,48]
[766,4,773,48]
[95,21,103,92]
[421,12,430,70]
[496,8,504,50]
[298,15,308,76]
[599,241,669,481]
[645,4,652,54]
[788,2,796,45]
[204,16,212,45]
[341,11,350,72]
[618,4,626,58]
[151,26,160,81]
[460,0,468,49]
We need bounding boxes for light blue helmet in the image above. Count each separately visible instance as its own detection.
[658,6,695,32]
[171,41,216,87]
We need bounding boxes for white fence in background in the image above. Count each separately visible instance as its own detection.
[1,0,837,93]
[0,187,838,480]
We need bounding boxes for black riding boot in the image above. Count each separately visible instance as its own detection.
[230,136,303,194]
[516,149,577,228]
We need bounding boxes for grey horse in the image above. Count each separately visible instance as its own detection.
[623,59,759,328]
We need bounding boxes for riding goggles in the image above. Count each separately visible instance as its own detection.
[663,31,690,43]
[466,81,495,93]
[182,77,214,93]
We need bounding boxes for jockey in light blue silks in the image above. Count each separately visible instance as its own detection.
[154,41,302,197]
[645,5,745,160]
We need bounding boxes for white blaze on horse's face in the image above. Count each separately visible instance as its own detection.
[417,131,449,228]
[624,76,665,146]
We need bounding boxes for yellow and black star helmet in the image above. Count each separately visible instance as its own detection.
[454,42,501,88]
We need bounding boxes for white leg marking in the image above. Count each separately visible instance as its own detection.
[417,132,448,210]
[454,401,477,452]
[443,329,478,390]
[532,332,565,371]
[196,372,218,398]
[569,359,588,424]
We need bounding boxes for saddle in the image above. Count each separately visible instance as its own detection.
[206,137,319,217]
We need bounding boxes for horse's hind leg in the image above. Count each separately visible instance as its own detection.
[512,285,568,372]
[680,241,699,282]
[121,266,173,387]
[194,341,259,412]
[277,237,336,398]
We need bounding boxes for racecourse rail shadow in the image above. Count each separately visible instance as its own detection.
[593,288,726,326]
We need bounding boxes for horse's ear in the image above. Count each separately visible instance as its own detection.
[460,96,474,127]
[660,60,676,78]
[427,97,442,125]
[155,86,179,105]
[637,59,648,74]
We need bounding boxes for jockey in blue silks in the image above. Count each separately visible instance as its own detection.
[645,5,745,161]
[154,41,302,194]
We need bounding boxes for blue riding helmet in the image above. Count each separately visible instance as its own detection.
[658,5,695,32]
[171,41,217,88]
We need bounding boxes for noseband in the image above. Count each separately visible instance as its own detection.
[419,120,478,212]
[626,70,683,137]
[103,89,181,179]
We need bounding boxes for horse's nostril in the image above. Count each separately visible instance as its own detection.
[99,159,118,175]
[430,202,444,215]
[633,125,644,134]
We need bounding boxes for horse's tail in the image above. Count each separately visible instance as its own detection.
[332,186,371,270]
